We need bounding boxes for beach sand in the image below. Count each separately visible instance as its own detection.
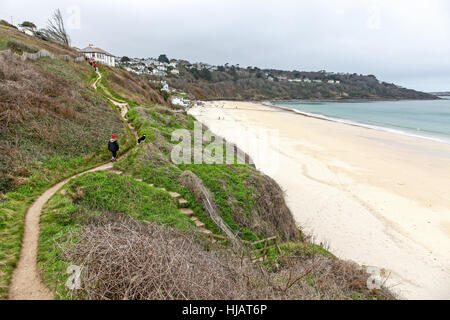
[189,100,450,300]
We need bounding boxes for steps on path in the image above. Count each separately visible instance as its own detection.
[179,208,194,217]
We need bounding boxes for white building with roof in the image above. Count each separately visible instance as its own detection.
[80,44,116,67]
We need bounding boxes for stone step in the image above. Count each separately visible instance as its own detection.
[168,191,181,199]
[135,178,143,182]
[108,169,123,175]
[251,257,265,263]
[193,220,205,228]
[178,198,189,207]
[179,208,194,216]
[200,228,212,235]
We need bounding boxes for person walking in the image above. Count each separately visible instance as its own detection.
[108,135,119,162]
[93,62,98,72]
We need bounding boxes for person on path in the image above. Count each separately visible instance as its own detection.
[94,62,98,72]
[108,135,119,162]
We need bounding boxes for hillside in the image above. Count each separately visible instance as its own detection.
[1,24,394,300]
[117,56,436,101]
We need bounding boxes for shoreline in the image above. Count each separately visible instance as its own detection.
[189,100,450,300]
[261,101,450,145]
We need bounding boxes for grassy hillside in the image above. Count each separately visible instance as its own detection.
[0,26,136,298]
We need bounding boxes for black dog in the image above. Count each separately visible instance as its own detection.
[137,134,146,144]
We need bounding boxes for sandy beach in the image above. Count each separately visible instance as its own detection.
[189,100,450,300]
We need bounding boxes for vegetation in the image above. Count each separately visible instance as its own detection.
[37,171,196,298]
[0,20,17,29]
[166,65,436,101]
[1,24,395,300]
[20,21,36,29]
[40,9,70,46]
[0,27,134,298]
[157,54,169,64]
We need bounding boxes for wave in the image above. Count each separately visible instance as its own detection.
[263,101,450,145]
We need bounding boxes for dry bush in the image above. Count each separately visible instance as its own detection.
[105,67,166,106]
[0,50,124,193]
[60,216,395,300]
[7,39,38,54]
[62,216,265,300]
[244,171,300,240]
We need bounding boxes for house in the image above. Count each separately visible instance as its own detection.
[80,44,115,67]
[171,97,189,108]
[152,69,167,76]
[171,69,180,75]
[161,81,170,92]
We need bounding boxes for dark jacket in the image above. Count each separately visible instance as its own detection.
[108,139,119,152]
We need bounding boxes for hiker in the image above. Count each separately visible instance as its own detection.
[108,135,119,162]
[94,62,98,72]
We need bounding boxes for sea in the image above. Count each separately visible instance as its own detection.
[269,98,450,144]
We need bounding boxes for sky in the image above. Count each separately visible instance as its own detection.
[1,0,449,92]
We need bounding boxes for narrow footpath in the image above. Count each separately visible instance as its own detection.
[8,71,210,300]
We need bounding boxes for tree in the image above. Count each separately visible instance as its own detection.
[158,54,169,63]
[41,9,70,46]
[121,56,131,63]
[20,21,36,29]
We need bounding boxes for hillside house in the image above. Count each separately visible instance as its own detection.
[81,44,115,67]
[18,25,36,36]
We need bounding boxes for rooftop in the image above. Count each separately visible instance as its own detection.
[80,44,114,56]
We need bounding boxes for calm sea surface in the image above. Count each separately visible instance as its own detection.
[271,98,450,144]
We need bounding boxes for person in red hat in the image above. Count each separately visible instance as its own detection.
[108,134,119,161]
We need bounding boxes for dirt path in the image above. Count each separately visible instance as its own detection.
[8,71,135,300]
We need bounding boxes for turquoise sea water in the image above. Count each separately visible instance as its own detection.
[270,98,450,144]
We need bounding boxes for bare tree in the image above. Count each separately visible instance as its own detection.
[41,9,70,46]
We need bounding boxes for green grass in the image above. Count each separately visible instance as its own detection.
[102,79,272,242]
[0,39,7,50]
[0,58,136,299]
[38,171,194,299]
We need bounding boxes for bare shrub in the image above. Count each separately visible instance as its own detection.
[7,40,38,54]
[41,9,70,46]
[62,216,262,300]
[59,216,395,300]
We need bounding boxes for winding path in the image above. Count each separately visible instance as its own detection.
[8,70,211,299]
[8,71,133,300]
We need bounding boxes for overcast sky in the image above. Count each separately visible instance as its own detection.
[2,0,449,91]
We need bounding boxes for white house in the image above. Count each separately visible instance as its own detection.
[171,69,180,75]
[161,81,170,93]
[171,97,189,108]
[152,69,167,76]
[18,25,36,36]
[80,44,115,67]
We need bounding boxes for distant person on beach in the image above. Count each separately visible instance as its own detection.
[108,135,119,162]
